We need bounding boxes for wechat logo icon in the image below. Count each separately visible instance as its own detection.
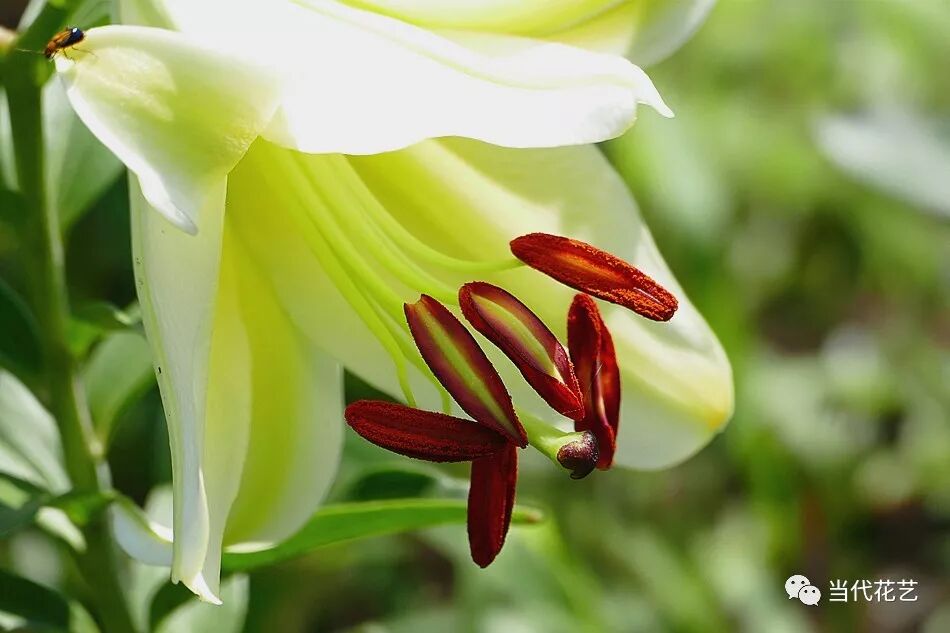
[786,574,821,606]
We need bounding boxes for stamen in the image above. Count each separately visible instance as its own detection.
[568,294,620,470]
[510,233,678,321]
[468,444,518,568]
[459,282,583,421]
[405,295,527,446]
[345,400,508,462]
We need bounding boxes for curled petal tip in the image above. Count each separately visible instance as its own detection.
[345,400,509,462]
[511,233,678,321]
[568,295,620,470]
[459,282,584,420]
[556,431,600,480]
[405,295,527,446]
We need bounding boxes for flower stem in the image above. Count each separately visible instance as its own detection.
[4,8,137,632]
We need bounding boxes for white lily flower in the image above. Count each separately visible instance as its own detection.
[55,0,731,602]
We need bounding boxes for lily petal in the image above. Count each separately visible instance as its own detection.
[154,0,671,154]
[130,183,343,600]
[224,143,443,411]
[567,294,620,469]
[549,0,718,67]
[339,0,619,35]
[459,282,583,420]
[350,139,733,469]
[405,295,527,446]
[468,443,518,567]
[214,232,344,553]
[54,25,280,232]
[345,400,509,462]
[130,177,223,599]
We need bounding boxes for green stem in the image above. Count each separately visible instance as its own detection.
[519,410,598,479]
[5,9,137,633]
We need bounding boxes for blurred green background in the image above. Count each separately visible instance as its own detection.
[2,1,949,632]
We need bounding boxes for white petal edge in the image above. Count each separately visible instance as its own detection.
[127,166,346,601]
[129,177,223,601]
[55,25,280,233]
[153,0,672,154]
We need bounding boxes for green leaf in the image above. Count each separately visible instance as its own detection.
[49,490,115,528]
[343,465,441,501]
[69,303,143,360]
[0,473,48,539]
[0,474,104,550]
[0,568,100,633]
[0,370,69,492]
[221,499,543,572]
[152,576,249,633]
[0,187,26,226]
[0,277,42,376]
[83,330,154,444]
[43,78,123,231]
[74,301,141,331]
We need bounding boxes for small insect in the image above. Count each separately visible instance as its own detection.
[44,27,85,59]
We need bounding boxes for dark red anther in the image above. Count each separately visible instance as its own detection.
[511,233,678,322]
[345,400,510,462]
[405,295,527,446]
[459,282,583,421]
[467,443,518,567]
[568,294,621,470]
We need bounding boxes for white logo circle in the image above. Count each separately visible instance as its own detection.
[785,574,810,600]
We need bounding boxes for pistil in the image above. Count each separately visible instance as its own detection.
[519,412,599,480]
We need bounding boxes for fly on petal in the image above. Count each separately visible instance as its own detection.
[405,295,527,446]
[468,443,518,568]
[345,400,510,462]
[511,233,678,322]
[459,282,583,421]
[568,294,621,470]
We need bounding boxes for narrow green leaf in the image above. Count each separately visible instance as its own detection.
[0,370,69,491]
[43,78,123,231]
[343,466,440,501]
[69,302,143,360]
[74,301,141,331]
[151,576,249,633]
[0,568,99,632]
[0,187,26,225]
[0,277,42,375]
[49,489,115,528]
[0,474,103,549]
[221,499,543,572]
[83,330,154,443]
[0,473,48,538]
[0,568,69,629]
